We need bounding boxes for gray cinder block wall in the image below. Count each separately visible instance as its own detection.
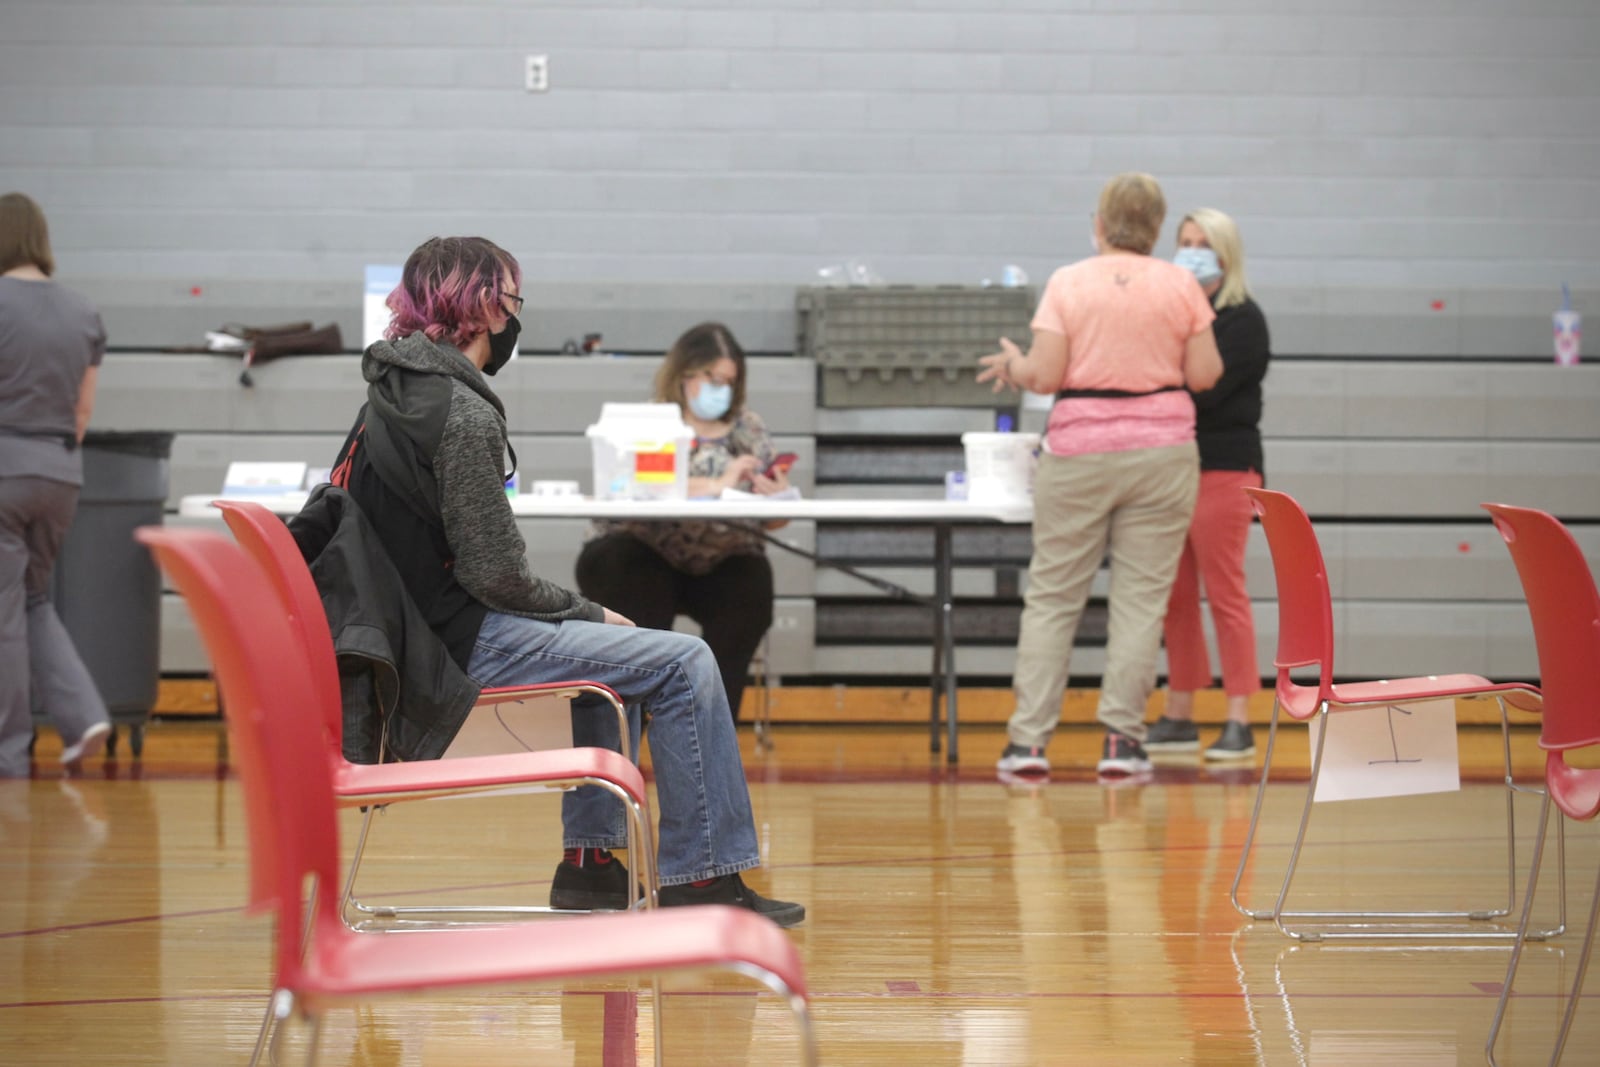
[2,0,1598,355]
[11,1,1594,685]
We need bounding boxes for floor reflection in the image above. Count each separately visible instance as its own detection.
[4,734,1592,1066]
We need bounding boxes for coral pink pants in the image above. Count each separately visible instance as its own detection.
[1162,470,1262,696]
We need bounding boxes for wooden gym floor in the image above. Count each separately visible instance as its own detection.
[2,712,1596,1066]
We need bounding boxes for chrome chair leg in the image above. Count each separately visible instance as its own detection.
[342,781,657,925]
[253,987,292,1067]
[1548,850,1600,1066]
[1230,700,1284,921]
[1271,706,1331,940]
[338,805,381,928]
[751,636,774,752]
[246,991,278,1067]
[1487,791,1554,1065]
[722,961,820,1067]
[1494,696,1567,943]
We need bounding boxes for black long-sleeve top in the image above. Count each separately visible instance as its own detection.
[1193,296,1270,475]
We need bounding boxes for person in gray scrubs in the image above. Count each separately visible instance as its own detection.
[0,192,111,776]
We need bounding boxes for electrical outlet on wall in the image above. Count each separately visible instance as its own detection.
[525,54,549,92]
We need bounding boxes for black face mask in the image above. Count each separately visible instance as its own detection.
[485,314,520,376]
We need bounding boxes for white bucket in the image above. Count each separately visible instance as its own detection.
[961,432,1040,504]
[585,402,694,500]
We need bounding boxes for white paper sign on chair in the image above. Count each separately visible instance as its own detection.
[1309,698,1462,803]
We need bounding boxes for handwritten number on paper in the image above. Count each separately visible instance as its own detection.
[1315,699,1460,803]
[1369,704,1424,766]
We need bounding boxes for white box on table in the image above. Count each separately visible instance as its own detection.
[585,402,694,500]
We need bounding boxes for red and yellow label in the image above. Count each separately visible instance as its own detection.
[633,443,677,483]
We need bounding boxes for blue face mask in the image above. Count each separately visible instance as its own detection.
[688,380,732,421]
[1174,246,1222,285]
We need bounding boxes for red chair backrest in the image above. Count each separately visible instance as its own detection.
[136,528,340,988]
[214,500,345,760]
[1244,487,1336,717]
[1483,503,1600,752]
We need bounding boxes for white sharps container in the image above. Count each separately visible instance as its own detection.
[586,402,694,500]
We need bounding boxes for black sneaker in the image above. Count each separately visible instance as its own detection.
[1143,717,1200,752]
[996,742,1050,775]
[658,873,806,928]
[550,850,635,911]
[1204,721,1256,761]
[1096,730,1153,776]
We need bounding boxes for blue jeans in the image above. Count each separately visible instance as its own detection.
[465,611,760,886]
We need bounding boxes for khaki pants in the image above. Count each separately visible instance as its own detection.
[1006,443,1198,748]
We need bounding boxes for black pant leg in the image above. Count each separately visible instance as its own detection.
[681,553,774,722]
[574,532,680,631]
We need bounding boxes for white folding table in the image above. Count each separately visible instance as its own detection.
[178,492,1034,763]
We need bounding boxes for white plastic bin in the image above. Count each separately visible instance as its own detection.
[961,431,1040,504]
[586,402,694,500]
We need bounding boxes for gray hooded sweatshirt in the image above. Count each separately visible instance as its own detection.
[354,331,602,632]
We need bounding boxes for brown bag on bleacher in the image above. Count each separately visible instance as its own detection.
[226,322,345,385]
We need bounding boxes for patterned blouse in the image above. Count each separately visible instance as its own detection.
[589,409,777,576]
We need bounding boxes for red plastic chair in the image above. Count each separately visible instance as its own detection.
[211,499,654,927]
[1232,488,1548,940]
[137,526,817,1067]
[1483,503,1600,1066]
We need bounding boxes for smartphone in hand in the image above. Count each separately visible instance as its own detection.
[763,452,798,478]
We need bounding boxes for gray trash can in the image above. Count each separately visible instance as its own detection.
[39,430,173,758]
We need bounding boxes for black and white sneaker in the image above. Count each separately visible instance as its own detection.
[659,873,806,928]
[1096,730,1153,776]
[1204,721,1256,761]
[549,850,638,911]
[1143,717,1200,753]
[996,743,1050,775]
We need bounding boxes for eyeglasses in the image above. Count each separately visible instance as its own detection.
[502,292,525,313]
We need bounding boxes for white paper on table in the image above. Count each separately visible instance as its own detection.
[719,486,803,501]
[221,460,308,496]
[1309,698,1461,803]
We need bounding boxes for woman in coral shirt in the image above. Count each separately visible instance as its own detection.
[980,173,1222,778]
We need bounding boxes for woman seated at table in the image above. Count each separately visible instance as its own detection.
[575,321,789,723]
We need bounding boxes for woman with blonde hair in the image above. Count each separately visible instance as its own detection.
[980,173,1222,778]
[1144,208,1271,760]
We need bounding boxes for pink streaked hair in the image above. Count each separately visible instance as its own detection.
[384,236,522,349]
